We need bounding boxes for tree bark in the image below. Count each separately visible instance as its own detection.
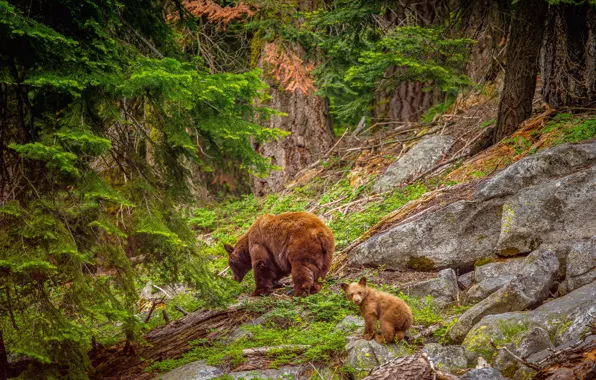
[459,0,512,83]
[250,4,335,196]
[541,4,596,107]
[493,0,548,144]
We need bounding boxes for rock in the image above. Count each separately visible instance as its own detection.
[476,142,596,199]
[449,248,560,342]
[458,368,506,380]
[345,338,410,373]
[401,269,459,306]
[228,366,304,379]
[373,135,453,192]
[422,343,468,374]
[364,354,433,380]
[335,315,364,332]
[351,142,596,272]
[496,165,596,256]
[462,281,596,360]
[493,327,554,378]
[224,314,268,342]
[474,258,526,283]
[350,198,503,271]
[465,258,527,304]
[458,272,475,291]
[563,238,596,293]
[155,361,223,380]
[464,277,513,305]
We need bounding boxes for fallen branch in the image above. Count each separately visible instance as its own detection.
[174,305,189,316]
[421,352,459,380]
[490,340,541,371]
[242,344,310,356]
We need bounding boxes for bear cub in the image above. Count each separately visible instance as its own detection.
[341,277,412,344]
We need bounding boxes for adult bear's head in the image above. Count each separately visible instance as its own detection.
[224,240,251,283]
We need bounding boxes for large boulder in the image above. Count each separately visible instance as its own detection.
[401,269,459,306]
[422,343,468,375]
[374,135,453,192]
[350,198,503,271]
[449,248,559,342]
[462,280,596,360]
[496,166,596,256]
[350,141,596,272]
[476,142,596,199]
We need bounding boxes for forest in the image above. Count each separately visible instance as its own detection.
[1,0,596,379]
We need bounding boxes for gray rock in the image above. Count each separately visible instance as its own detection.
[474,258,526,283]
[493,327,553,378]
[465,258,527,304]
[155,361,223,380]
[228,366,304,379]
[351,142,596,272]
[350,198,503,271]
[496,166,596,256]
[345,338,410,372]
[464,277,513,305]
[422,344,468,375]
[564,238,596,293]
[402,269,459,306]
[458,272,475,291]
[462,281,596,360]
[476,142,596,199]
[335,315,365,332]
[374,135,453,192]
[449,248,560,342]
[458,368,506,380]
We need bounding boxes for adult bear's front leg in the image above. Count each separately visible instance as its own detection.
[250,244,275,296]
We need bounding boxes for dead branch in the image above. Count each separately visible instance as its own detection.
[242,344,310,356]
[490,340,541,371]
[421,352,459,380]
[175,305,189,316]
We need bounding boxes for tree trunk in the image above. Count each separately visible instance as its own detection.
[372,0,451,123]
[541,4,596,107]
[493,0,548,144]
[250,7,335,196]
[459,0,512,83]
[0,330,6,380]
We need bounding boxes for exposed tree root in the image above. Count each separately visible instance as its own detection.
[90,307,258,379]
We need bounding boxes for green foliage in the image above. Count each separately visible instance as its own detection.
[0,0,282,377]
[302,4,475,125]
[147,285,352,373]
[542,113,596,144]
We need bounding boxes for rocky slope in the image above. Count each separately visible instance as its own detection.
[147,130,596,379]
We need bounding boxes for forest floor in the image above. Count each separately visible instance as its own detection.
[90,90,596,379]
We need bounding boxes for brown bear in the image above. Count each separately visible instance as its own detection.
[224,212,335,297]
[341,277,412,344]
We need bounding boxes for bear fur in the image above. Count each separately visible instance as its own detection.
[341,277,412,344]
[224,212,335,297]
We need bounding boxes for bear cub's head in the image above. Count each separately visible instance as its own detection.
[340,277,370,306]
[224,243,251,283]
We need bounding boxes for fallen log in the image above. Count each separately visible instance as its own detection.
[91,307,258,380]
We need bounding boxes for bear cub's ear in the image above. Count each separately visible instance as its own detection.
[358,277,367,286]
[340,283,349,291]
[224,244,234,254]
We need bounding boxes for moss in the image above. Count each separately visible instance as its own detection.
[474,257,494,268]
[501,204,515,234]
[406,256,436,271]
